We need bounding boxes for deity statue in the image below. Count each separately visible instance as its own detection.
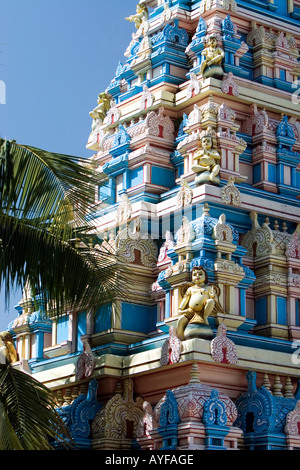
[125,2,149,38]
[176,266,219,340]
[0,331,18,364]
[200,34,224,79]
[89,92,111,122]
[192,134,221,186]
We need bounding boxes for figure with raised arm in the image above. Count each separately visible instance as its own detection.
[200,34,224,78]
[176,266,217,340]
[125,2,149,38]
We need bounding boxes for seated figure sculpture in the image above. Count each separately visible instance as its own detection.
[192,134,221,186]
[176,266,217,341]
[200,34,224,79]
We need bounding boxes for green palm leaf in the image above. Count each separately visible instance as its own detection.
[0,364,71,450]
[0,139,125,313]
[0,139,98,236]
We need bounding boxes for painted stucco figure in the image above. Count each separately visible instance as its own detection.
[125,2,149,38]
[200,35,224,78]
[192,134,221,186]
[0,331,18,364]
[89,92,111,122]
[176,266,217,341]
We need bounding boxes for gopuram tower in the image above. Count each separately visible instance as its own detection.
[4,0,300,451]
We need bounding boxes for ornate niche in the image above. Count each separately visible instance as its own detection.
[246,23,300,92]
[149,363,241,450]
[176,96,247,186]
[242,212,300,339]
[156,205,254,333]
[216,102,247,183]
[92,378,144,450]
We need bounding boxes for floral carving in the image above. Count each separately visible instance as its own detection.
[75,342,95,381]
[213,214,234,243]
[242,212,275,258]
[137,401,153,438]
[242,104,269,136]
[203,389,228,425]
[221,72,239,96]
[286,232,300,259]
[145,107,175,140]
[160,326,182,366]
[285,400,300,435]
[187,72,201,99]
[199,0,237,14]
[154,363,237,426]
[115,222,158,267]
[176,216,196,245]
[210,323,238,364]
[139,84,154,111]
[105,99,120,125]
[158,231,175,263]
[116,193,132,224]
[176,179,193,208]
[92,379,144,440]
[221,175,241,206]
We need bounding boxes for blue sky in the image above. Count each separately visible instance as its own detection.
[0,0,138,330]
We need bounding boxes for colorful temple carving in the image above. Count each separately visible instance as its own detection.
[3,0,300,451]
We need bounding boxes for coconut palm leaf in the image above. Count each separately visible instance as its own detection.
[0,139,125,313]
[0,139,98,237]
[0,200,126,314]
[0,364,71,450]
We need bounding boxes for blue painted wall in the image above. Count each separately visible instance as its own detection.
[76,311,86,351]
[56,316,69,344]
[277,297,287,325]
[130,167,144,187]
[94,304,112,333]
[255,297,267,325]
[121,303,156,334]
[151,166,175,188]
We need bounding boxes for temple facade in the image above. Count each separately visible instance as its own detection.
[3,0,300,451]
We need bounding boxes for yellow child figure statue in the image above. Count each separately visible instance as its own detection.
[200,34,224,79]
[176,266,217,341]
[192,134,221,186]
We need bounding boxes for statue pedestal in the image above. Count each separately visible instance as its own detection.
[195,171,220,186]
[184,322,213,340]
[203,65,224,79]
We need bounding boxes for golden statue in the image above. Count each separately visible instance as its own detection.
[0,331,18,363]
[176,266,220,341]
[192,134,221,186]
[125,2,149,38]
[200,34,224,78]
[89,92,111,122]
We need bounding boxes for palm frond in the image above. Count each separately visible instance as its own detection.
[0,210,127,314]
[0,139,130,313]
[0,364,71,450]
[0,139,98,239]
